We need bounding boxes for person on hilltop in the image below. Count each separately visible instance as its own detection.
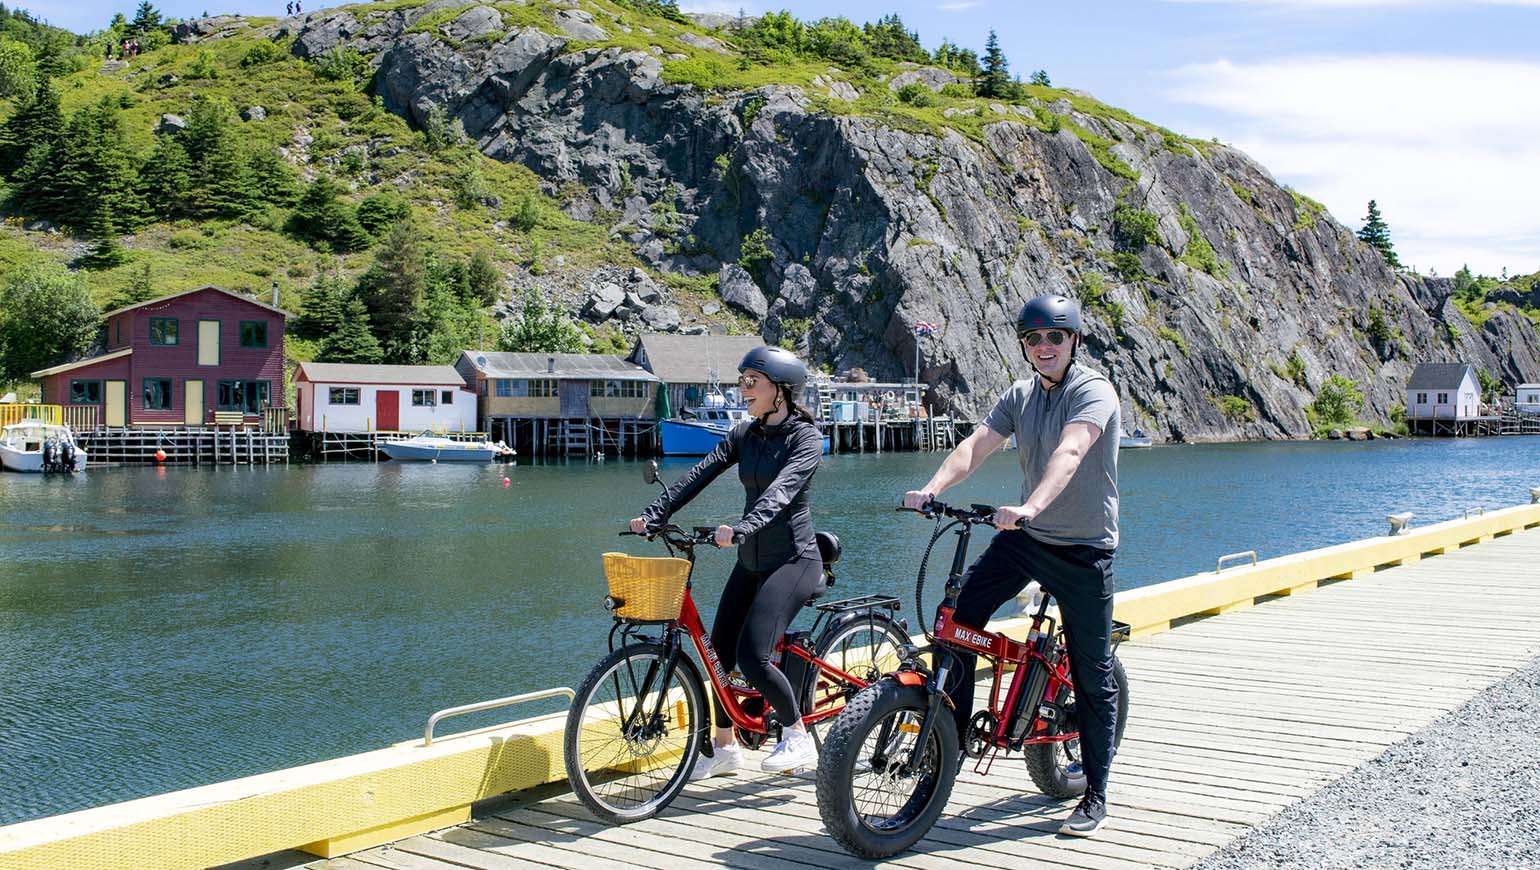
[902,293,1123,837]
[630,346,827,778]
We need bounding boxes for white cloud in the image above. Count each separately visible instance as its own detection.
[1168,55,1540,275]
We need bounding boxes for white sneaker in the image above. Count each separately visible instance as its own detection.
[689,743,743,781]
[761,728,818,773]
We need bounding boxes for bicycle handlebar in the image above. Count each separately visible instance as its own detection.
[897,499,1026,528]
[620,525,744,548]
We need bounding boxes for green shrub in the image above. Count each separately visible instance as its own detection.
[1177,204,1225,277]
[1366,305,1393,344]
[739,227,773,278]
[509,190,542,232]
[1112,206,1158,252]
[939,82,974,99]
[314,44,367,83]
[241,40,286,68]
[738,95,767,127]
[186,49,220,80]
[1158,326,1189,356]
[896,83,934,107]
[355,191,411,237]
[1214,394,1254,422]
[1307,374,1363,429]
[1285,348,1307,388]
[1109,251,1144,282]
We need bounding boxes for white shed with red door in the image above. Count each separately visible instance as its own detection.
[294,363,476,434]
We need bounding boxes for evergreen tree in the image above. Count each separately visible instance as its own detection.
[139,135,193,221]
[246,146,300,208]
[131,2,163,33]
[0,260,100,382]
[978,30,1011,98]
[293,275,348,340]
[1452,264,1478,298]
[356,219,427,361]
[1029,69,1051,87]
[286,176,370,252]
[0,78,61,180]
[179,97,262,219]
[106,261,157,311]
[1357,199,1400,268]
[18,99,146,235]
[465,249,501,306]
[318,296,383,364]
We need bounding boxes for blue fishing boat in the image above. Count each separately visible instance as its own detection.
[659,395,831,456]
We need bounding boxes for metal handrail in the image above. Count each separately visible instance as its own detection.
[1216,550,1258,572]
[1464,507,1486,519]
[424,686,575,746]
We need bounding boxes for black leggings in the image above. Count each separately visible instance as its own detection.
[710,556,824,729]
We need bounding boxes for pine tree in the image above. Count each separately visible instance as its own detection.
[319,296,383,364]
[1452,264,1478,298]
[131,1,163,33]
[978,30,1011,99]
[294,276,348,340]
[1357,199,1400,268]
[357,219,427,361]
[286,176,370,252]
[0,78,61,180]
[496,289,585,354]
[1030,69,1051,87]
[139,135,193,221]
[106,261,158,310]
[465,249,501,306]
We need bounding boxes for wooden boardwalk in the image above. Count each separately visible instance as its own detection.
[295,528,1540,870]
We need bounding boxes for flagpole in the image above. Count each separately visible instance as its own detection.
[914,333,920,383]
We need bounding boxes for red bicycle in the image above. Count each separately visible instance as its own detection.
[815,501,1131,857]
[563,463,911,824]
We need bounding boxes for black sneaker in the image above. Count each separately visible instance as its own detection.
[1059,793,1107,837]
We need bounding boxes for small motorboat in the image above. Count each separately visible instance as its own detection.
[379,431,514,462]
[0,422,88,472]
[1119,428,1153,449]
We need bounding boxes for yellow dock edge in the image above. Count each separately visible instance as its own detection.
[3,502,1537,870]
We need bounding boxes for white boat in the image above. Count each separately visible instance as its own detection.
[1119,428,1153,449]
[0,422,88,472]
[378,431,514,463]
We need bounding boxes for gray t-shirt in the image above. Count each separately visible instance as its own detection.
[982,364,1120,550]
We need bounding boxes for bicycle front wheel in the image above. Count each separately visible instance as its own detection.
[564,641,707,824]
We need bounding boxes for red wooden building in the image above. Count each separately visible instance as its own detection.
[32,285,289,429]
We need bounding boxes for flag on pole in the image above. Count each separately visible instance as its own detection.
[914,321,936,336]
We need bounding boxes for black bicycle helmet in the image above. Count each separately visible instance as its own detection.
[738,345,808,390]
[1015,294,1083,337]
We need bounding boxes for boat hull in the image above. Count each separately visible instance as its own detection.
[0,445,88,472]
[660,420,832,456]
[379,441,500,462]
[1119,436,1153,449]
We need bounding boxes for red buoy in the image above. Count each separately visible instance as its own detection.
[502,477,511,487]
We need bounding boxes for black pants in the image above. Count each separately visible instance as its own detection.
[944,530,1119,798]
[710,556,824,729]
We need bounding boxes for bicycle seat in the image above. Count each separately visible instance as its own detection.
[815,531,841,565]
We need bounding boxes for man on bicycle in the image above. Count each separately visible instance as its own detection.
[903,293,1121,837]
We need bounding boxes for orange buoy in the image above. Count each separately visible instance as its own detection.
[154,449,167,462]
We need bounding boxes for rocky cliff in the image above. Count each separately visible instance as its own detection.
[253,1,1538,440]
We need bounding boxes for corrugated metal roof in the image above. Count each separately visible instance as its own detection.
[629,334,764,384]
[295,363,468,386]
[457,351,658,381]
[1408,363,1474,390]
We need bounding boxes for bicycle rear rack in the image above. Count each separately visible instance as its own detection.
[814,593,902,615]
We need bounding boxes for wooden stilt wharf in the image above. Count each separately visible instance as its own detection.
[298,430,500,462]
[485,416,657,458]
[77,426,289,466]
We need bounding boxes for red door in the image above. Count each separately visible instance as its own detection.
[376,390,399,432]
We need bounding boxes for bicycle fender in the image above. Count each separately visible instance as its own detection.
[893,671,926,687]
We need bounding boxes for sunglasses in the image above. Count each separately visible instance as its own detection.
[1022,330,1068,347]
[736,374,762,389]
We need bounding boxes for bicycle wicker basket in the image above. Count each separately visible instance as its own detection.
[602,552,691,622]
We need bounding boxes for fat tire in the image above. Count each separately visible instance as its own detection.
[815,679,958,858]
[804,612,912,749]
[564,642,707,825]
[1024,654,1129,799]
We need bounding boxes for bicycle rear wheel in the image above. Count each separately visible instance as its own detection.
[816,679,958,858]
[1024,653,1129,798]
[803,612,911,746]
[564,641,706,824]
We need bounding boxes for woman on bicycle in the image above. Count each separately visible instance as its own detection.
[629,346,826,777]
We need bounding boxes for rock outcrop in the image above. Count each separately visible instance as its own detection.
[270,5,1537,440]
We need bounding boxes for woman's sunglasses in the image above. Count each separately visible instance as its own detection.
[736,374,761,389]
[1022,330,1068,347]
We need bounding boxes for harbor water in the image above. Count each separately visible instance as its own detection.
[1,436,1537,824]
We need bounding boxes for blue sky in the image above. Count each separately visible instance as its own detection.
[20,0,1540,276]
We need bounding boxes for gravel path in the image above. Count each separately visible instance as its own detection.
[1194,653,1540,870]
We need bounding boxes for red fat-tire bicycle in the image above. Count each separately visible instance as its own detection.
[564,466,911,825]
[815,501,1131,858]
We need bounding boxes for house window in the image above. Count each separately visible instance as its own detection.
[495,379,513,398]
[239,321,268,349]
[329,387,360,405]
[440,390,454,405]
[592,380,649,398]
[528,379,557,397]
[149,318,179,346]
[70,380,102,404]
[143,378,173,410]
[1437,392,1448,404]
[1416,392,1427,404]
[412,389,436,407]
[217,380,269,413]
